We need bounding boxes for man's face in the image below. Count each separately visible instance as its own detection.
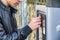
[7,0,22,7]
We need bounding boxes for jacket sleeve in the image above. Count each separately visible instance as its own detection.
[0,17,32,40]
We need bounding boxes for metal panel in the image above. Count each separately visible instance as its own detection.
[46,7,60,40]
[36,5,46,40]
[46,0,60,40]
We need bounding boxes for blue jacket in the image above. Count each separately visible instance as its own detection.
[0,0,32,40]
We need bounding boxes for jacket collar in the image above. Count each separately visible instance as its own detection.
[10,6,17,13]
[0,0,17,13]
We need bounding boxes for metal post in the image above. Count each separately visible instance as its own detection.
[22,0,27,27]
[46,0,60,40]
[22,0,28,40]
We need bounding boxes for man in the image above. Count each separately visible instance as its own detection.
[0,0,41,40]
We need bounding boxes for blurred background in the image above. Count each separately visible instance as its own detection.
[15,0,46,40]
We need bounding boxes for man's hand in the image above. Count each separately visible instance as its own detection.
[28,16,41,31]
